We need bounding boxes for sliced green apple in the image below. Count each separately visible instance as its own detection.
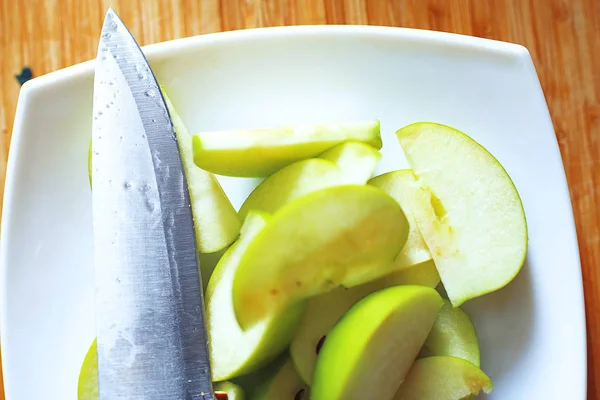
[393,356,493,399]
[232,185,409,329]
[396,122,528,306]
[420,299,480,366]
[311,286,443,400]
[228,352,287,394]
[162,87,241,253]
[207,210,305,381]
[290,285,375,386]
[319,141,381,184]
[193,120,382,177]
[290,259,440,385]
[198,246,229,291]
[385,259,440,289]
[214,381,245,400]
[251,357,308,400]
[78,339,98,400]
[238,159,341,221]
[239,142,381,220]
[369,170,433,270]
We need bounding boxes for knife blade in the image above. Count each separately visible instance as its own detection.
[91,8,214,399]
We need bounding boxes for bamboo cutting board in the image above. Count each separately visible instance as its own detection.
[0,1,599,399]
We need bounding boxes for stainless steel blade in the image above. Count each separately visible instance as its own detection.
[91,8,214,400]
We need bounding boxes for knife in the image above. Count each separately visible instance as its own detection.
[91,8,215,399]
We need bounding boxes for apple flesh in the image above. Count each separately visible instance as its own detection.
[192,120,382,177]
[385,259,440,289]
[290,259,440,385]
[78,339,99,400]
[232,185,409,329]
[311,285,443,400]
[161,87,241,253]
[369,170,433,270]
[214,381,245,400]
[420,299,480,366]
[290,283,377,386]
[251,358,308,400]
[393,356,493,399]
[239,142,382,221]
[198,246,229,291]
[319,141,381,184]
[396,122,528,306]
[207,211,305,381]
[238,158,340,221]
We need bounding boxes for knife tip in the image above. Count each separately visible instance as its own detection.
[102,7,122,29]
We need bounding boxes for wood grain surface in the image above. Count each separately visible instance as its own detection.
[0,0,598,398]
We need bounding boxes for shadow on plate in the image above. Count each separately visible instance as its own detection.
[461,259,534,399]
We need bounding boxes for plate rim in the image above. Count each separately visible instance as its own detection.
[15,25,531,95]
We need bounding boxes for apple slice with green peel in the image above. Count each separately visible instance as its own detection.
[311,286,443,400]
[369,169,433,270]
[239,142,381,220]
[396,122,528,306]
[238,159,340,221]
[420,299,480,366]
[207,210,305,381]
[393,356,493,399]
[290,259,440,385]
[161,87,241,253]
[232,185,409,329]
[251,358,308,400]
[214,381,245,400]
[386,259,440,288]
[78,339,98,400]
[319,141,381,184]
[290,284,376,386]
[198,246,229,291]
[192,120,381,177]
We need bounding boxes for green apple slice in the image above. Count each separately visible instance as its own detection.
[78,339,98,400]
[290,259,440,385]
[232,185,409,329]
[214,381,245,400]
[420,299,480,366]
[290,284,375,386]
[393,356,493,399]
[239,142,381,221]
[251,358,308,400]
[198,246,229,291]
[162,87,241,253]
[369,170,433,270]
[396,122,528,306]
[193,120,382,177]
[311,286,443,400]
[207,211,305,381]
[238,159,340,221]
[319,141,381,184]
[387,259,440,288]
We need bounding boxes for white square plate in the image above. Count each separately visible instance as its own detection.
[1,26,586,399]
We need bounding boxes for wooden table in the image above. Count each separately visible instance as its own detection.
[0,0,598,398]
